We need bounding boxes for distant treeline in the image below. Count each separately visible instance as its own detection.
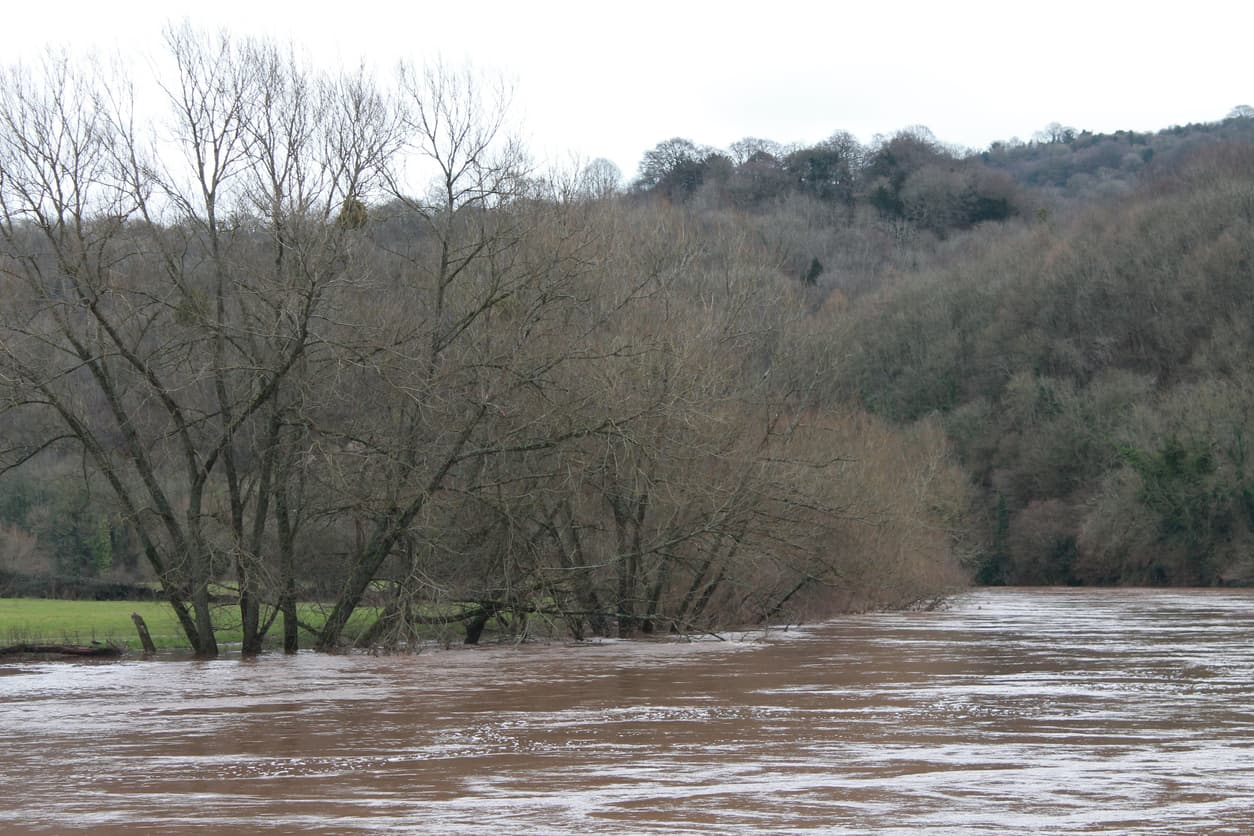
[628,108,1254,234]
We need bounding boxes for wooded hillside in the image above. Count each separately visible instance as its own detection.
[620,109,1254,589]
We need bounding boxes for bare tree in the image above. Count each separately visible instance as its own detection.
[224,41,400,651]
[0,51,222,651]
[311,60,599,649]
[0,34,399,657]
[579,157,621,200]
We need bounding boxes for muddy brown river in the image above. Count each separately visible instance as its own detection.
[3,588,1254,833]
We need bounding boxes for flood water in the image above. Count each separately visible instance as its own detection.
[3,588,1254,833]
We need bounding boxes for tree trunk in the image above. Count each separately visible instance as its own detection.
[277,483,299,654]
[131,612,157,654]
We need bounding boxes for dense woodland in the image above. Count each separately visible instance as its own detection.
[1,30,1251,655]
[621,112,1254,590]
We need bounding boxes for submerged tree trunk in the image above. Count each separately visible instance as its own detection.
[463,603,499,645]
[611,494,648,638]
[276,474,299,654]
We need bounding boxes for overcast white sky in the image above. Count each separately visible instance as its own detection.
[3,0,1250,179]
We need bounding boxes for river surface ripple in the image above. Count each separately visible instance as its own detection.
[3,588,1254,833]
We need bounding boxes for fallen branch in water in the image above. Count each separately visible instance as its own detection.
[0,642,124,658]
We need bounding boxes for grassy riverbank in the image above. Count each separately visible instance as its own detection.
[0,598,378,652]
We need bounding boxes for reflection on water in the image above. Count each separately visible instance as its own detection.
[3,588,1254,834]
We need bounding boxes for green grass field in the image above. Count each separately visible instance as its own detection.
[0,598,378,652]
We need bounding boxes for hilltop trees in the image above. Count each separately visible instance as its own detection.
[784,131,862,205]
[631,126,1026,250]
[634,137,718,201]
